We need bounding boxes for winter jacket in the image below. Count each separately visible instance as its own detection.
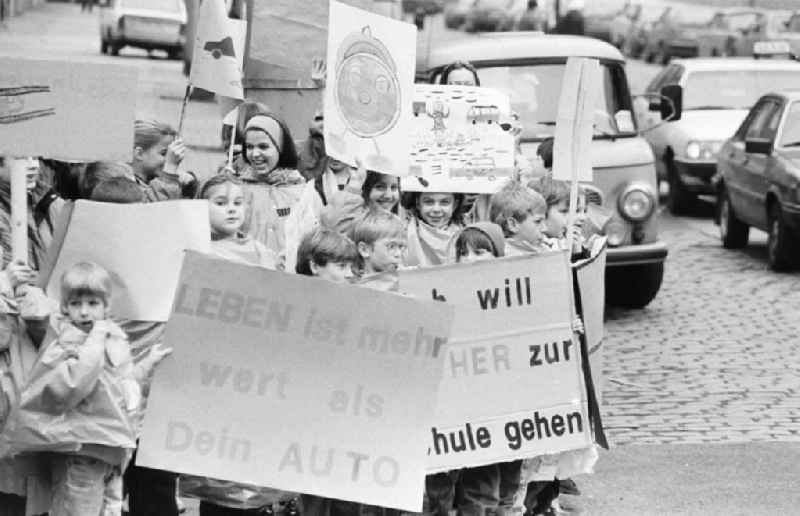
[9,316,139,467]
[238,167,305,266]
[405,217,462,268]
[210,235,277,269]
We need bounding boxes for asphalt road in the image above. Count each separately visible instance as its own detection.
[2,3,799,515]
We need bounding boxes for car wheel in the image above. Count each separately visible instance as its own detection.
[767,202,798,271]
[168,47,184,60]
[605,262,664,309]
[101,38,108,55]
[110,41,121,56]
[666,158,694,215]
[718,188,749,249]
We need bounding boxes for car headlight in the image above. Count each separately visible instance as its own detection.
[619,183,656,222]
[686,140,723,160]
[605,220,627,247]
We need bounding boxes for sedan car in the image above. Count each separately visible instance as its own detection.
[637,57,800,214]
[99,0,187,58]
[642,7,712,64]
[716,91,800,270]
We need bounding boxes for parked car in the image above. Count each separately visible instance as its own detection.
[418,33,667,308]
[463,0,525,32]
[623,5,668,59]
[637,57,800,214]
[99,0,187,58]
[402,0,445,15]
[724,10,798,57]
[716,91,800,270]
[693,8,762,57]
[642,7,712,64]
[444,0,473,29]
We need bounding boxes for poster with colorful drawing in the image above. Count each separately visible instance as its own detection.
[401,84,515,194]
[324,0,416,175]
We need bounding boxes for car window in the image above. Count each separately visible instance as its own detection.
[725,13,759,32]
[645,67,670,94]
[684,70,800,110]
[744,100,779,140]
[778,102,800,147]
[473,62,636,141]
[789,16,800,32]
[760,101,783,142]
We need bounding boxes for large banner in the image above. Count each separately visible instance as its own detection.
[0,57,137,162]
[40,200,210,322]
[402,84,515,194]
[323,0,416,175]
[138,252,454,512]
[399,252,592,472]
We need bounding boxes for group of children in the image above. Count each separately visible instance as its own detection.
[0,77,603,515]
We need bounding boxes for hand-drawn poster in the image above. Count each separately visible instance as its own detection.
[324,0,416,175]
[190,0,247,99]
[402,84,515,194]
[0,57,137,162]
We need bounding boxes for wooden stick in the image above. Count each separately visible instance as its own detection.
[226,133,236,169]
[177,83,192,136]
[9,157,29,264]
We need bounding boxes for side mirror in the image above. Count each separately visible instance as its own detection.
[648,99,660,111]
[660,84,683,121]
[745,138,772,155]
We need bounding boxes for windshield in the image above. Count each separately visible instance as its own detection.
[121,0,182,12]
[473,62,636,141]
[779,102,800,147]
[684,70,800,110]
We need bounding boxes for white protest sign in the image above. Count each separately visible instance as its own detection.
[399,252,592,472]
[0,57,137,162]
[401,84,515,194]
[552,58,601,182]
[324,0,416,175]
[574,242,607,401]
[40,200,210,322]
[138,252,454,511]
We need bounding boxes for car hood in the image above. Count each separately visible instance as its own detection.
[521,135,654,169]
[117,7,186,23]
[671,109,749,141]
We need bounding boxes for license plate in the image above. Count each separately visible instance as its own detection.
[129,18,179,39]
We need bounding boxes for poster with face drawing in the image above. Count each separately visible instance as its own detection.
[324,0,416,175]
[401,84,515,194]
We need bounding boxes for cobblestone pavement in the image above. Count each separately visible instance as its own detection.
[601,209,800,446]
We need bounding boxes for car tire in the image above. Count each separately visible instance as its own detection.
[110,41,121,56]
[718,188,749,249]
[168,47,184,60]
[605,262,664,309]
[666,157,694,215]
[767,202,798,271]
[101,38,108,55]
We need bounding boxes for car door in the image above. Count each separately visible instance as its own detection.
[728,98,782,227]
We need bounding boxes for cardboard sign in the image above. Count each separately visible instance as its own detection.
[138,252,454,511]
[399,252,592,472]
[323,1,416,175]
[552,58,601,182]
[0,57,137,162]
[401,84,515,195]
[40,200,210,322]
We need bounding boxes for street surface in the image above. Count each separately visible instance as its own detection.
[2,3,799,515]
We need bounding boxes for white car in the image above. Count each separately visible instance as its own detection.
[99,0,187,59]
[637,57,800,214]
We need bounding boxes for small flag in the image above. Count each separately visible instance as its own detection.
[190,0,247,99]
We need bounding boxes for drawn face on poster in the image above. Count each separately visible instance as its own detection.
[324,1,416,175]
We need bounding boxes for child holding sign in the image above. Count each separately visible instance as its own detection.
[9,262,170,515]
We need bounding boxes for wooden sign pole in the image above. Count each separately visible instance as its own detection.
[9,157,29,264]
